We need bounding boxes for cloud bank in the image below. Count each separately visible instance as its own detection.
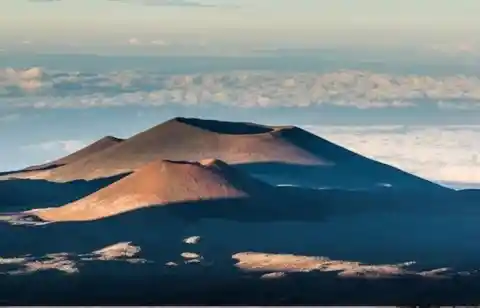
[305,125,480,186]
[2,67,480,110]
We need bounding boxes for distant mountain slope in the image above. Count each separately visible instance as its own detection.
[24,136,124,171]
[31,159,274,222]
[0,136,124,178]
[10,117,445,191]
[24,117,321,181]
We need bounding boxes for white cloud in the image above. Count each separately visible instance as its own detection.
[22,140,86,156]
[2,68,480,110]
[303,125,480,186]
[0,67,46,95]
[127,38,141,45]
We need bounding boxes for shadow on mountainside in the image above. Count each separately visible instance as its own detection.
[1,188,480,304]
[232,125,446,192]
[458,188,480,201]
[236,161,446,192]
[0,174,128,211]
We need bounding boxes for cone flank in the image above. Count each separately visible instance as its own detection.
[10,117,444,191]
[32,158,273,222]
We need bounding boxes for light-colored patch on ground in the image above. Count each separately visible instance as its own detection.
[418,267,455,278]
[233,252,455,278]
[180,252,209,265]
[457,269,480,277]
[0,211,51,226]
[0,215,15,222]
[260,272,287,279]
[1,242,148,275]
[0,256,30,265]
[9,253,79,275]
[181,252,201,259]
[80,242,147,264]
[90,242,141,260]
[185,259,202,264]
[183,236,201,244]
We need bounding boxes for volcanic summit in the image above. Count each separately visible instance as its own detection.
[9,117,443,191]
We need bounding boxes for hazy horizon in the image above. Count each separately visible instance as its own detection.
[2,0,480,55]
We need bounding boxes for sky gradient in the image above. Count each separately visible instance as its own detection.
[2,0,480,52]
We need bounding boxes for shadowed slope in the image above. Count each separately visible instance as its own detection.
[2,186,480,304]
[12,117,444,191]
[0,174,127,211]
[31,159,274,222]
[457,189,480,203]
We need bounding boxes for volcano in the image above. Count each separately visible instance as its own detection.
[12,117,444,191]
[30,158,274,222]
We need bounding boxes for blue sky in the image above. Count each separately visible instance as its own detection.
[2,0,480,52]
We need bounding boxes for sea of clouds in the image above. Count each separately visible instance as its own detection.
[305,125,480,188]
[2,67,480,110]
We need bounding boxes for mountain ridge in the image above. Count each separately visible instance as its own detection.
[4,117,445,191]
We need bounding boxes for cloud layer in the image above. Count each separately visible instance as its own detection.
[305,125,480,186]
[2,67,480,110]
